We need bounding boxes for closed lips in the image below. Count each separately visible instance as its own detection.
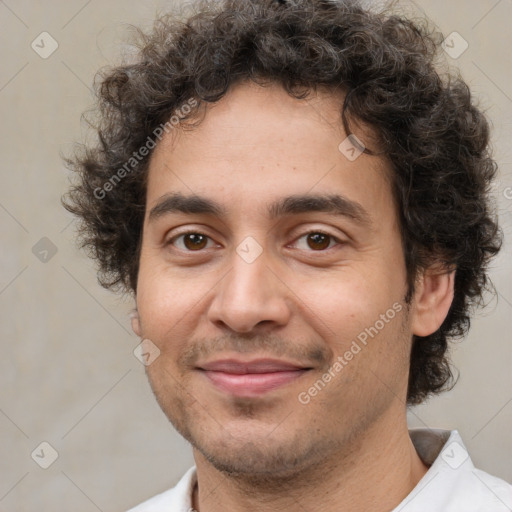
[198,359,311,373]
[198,359,312,396]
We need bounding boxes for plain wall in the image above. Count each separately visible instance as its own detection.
[1,0,511,510]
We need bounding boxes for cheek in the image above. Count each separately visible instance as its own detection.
[296,266,399,344]
[135,260,217,347]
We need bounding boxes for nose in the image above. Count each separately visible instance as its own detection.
[207,243,292,334]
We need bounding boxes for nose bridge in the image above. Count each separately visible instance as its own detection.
[208,236,291,332]
[230,240,272,299]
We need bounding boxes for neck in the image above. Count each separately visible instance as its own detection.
[192,410,429,512]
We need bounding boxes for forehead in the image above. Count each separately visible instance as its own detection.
[145,81,392,222]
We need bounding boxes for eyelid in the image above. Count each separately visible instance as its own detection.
[164,224,218,240]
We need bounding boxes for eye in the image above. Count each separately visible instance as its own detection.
[167,231,217,251]
[166,230,343,253]
[292,231,342,251]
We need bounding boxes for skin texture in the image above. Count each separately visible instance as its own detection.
[132,81,455,511]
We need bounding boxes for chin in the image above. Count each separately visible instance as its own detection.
[186,418,334,482]
[200,439,312,477]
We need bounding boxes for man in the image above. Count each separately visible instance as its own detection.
[63,0,511,510]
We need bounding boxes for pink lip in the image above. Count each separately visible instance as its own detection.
[198,359,310,397]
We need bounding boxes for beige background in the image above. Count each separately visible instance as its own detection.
[0,0,511,510]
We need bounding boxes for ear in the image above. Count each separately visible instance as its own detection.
[130,309,142,337]
[411,267,455,337]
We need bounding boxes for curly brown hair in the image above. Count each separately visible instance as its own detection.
[63,0,502,405]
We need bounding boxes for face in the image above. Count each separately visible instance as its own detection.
[134,81,413,479]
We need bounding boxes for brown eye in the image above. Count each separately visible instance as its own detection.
[292,231,341,252]
[306,232,332,250]
[169,232,214,251]
[183,233,208,250]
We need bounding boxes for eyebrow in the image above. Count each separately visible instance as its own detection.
[148,192,372,226]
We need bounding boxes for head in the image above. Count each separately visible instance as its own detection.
[64,0,501,481]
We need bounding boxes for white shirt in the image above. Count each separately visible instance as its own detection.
[127,429,512,511]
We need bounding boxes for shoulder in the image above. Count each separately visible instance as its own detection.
[399,429,512,511]
[466,467,512,509]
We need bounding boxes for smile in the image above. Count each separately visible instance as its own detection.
[198,358,311,397]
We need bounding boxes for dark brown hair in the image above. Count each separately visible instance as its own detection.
[63,0,502,405]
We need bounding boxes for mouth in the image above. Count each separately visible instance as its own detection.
[197,358,312,397]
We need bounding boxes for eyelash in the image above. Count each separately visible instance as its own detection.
[166,230,344,253]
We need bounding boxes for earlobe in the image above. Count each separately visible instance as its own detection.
[130,309,142,337]
[411,268,455,337]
